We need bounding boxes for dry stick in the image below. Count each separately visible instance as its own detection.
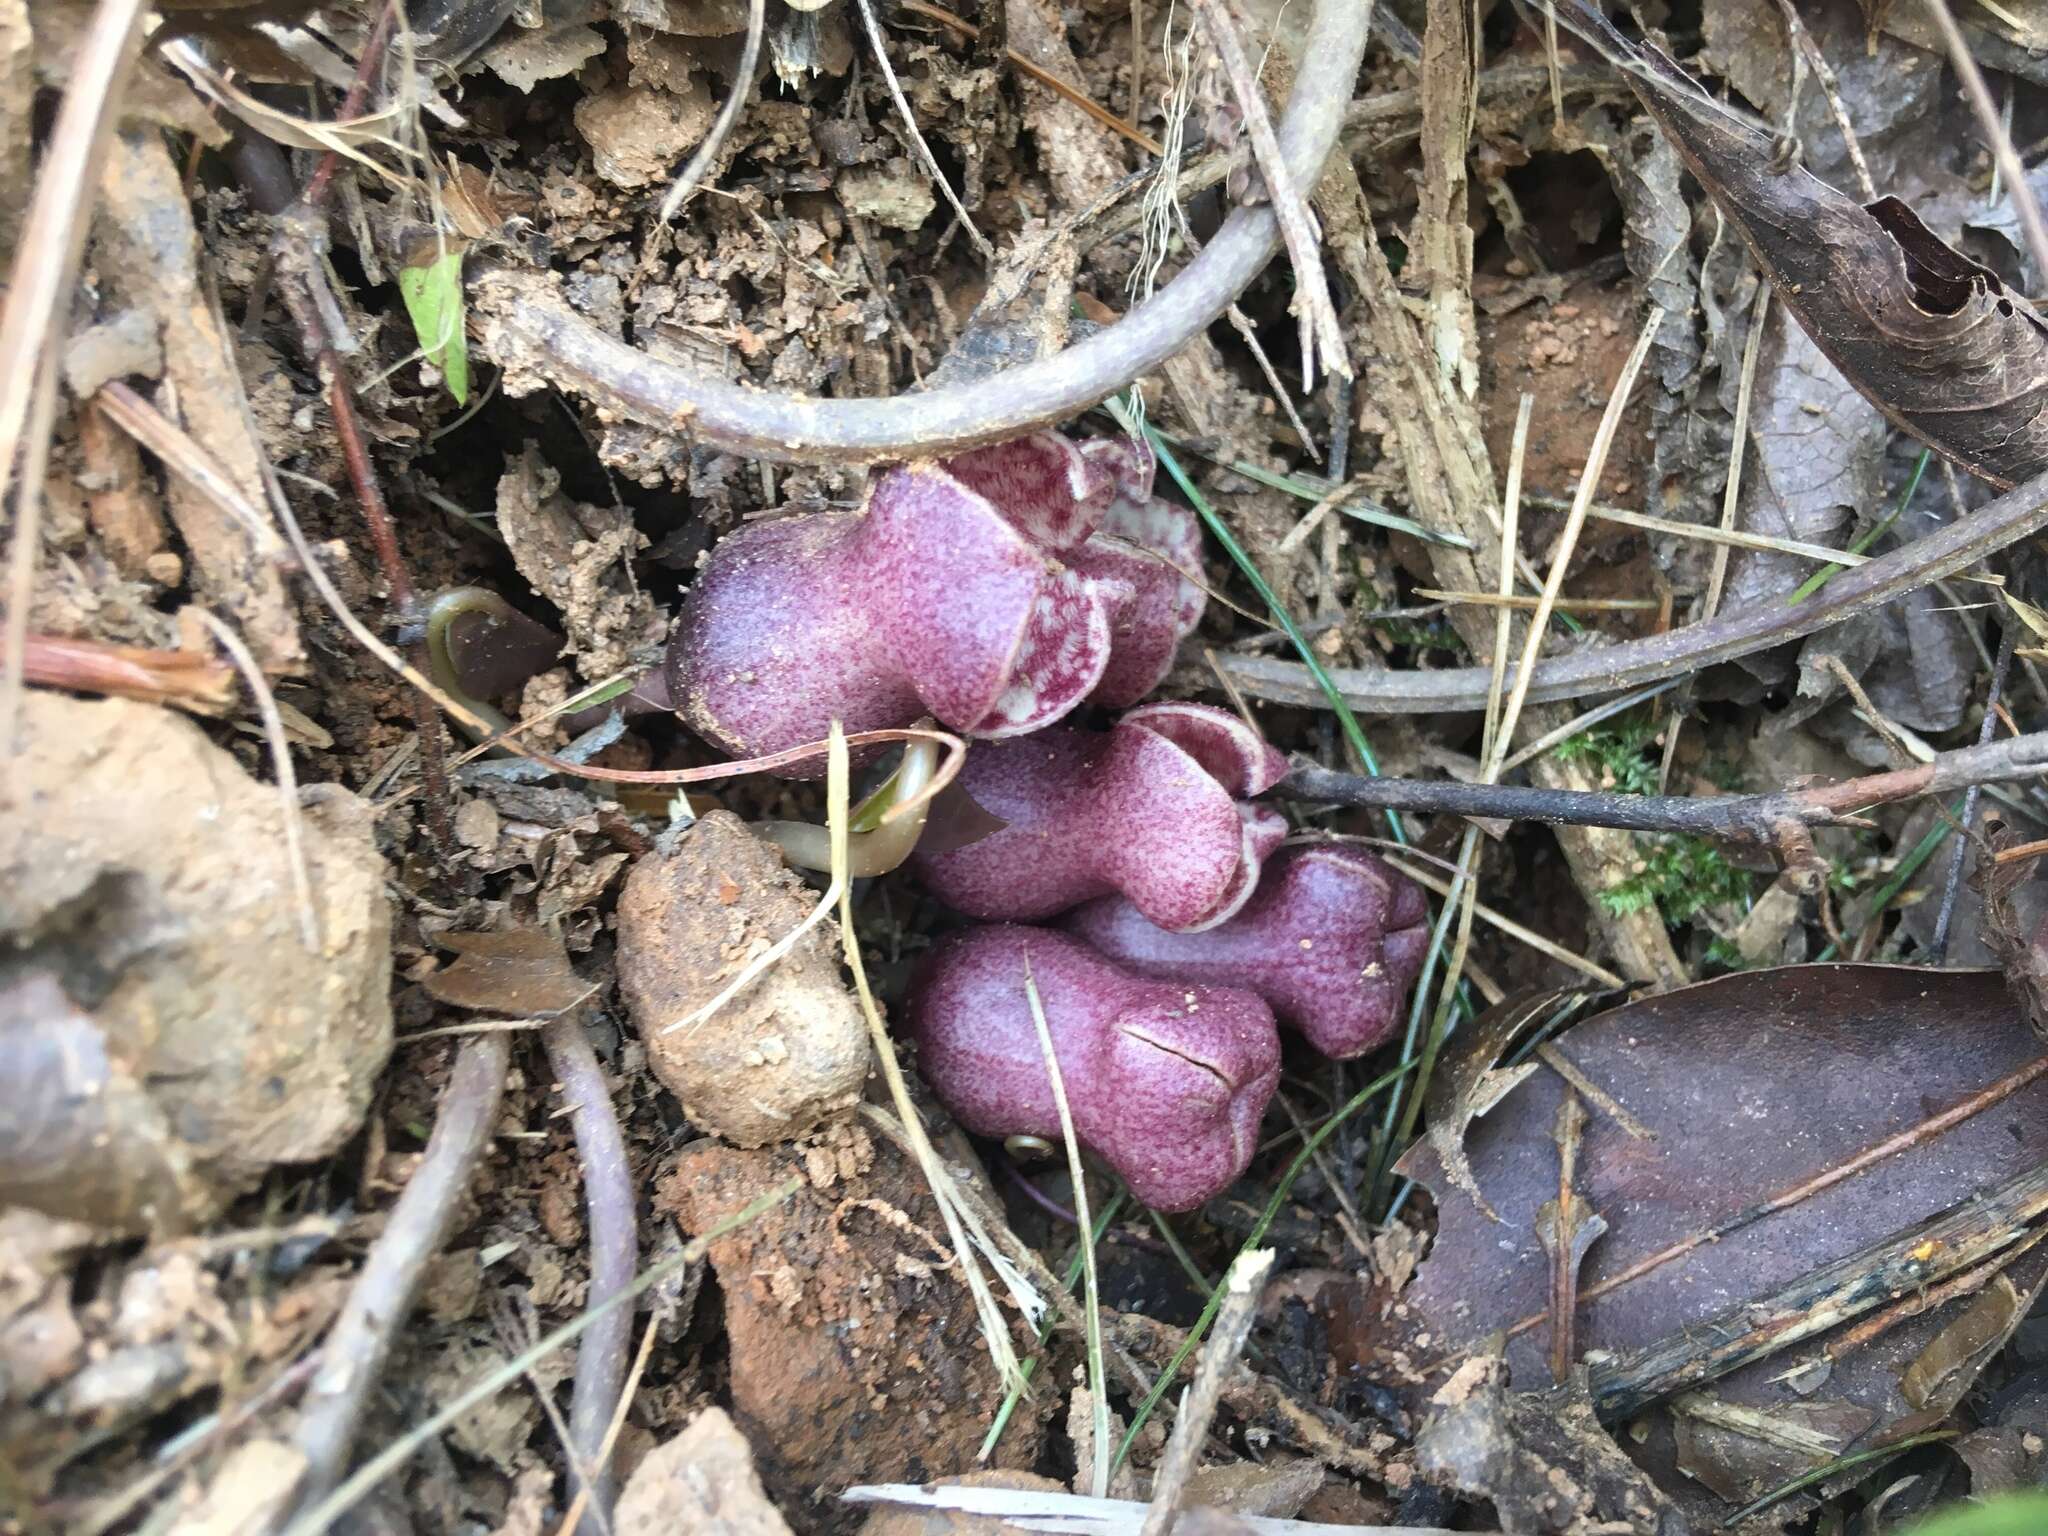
[12,632,237,713]
[290,1033,512,1514]
[475,0,1372,462]
[1022,966,1108,1499]
[1771,0,1877,201]
[1496,679,1681,778]
[191,609,321,954]
[539,1019,637,1536]
[552,1314,659,1536]
[1581,1151,2048,1422]
[899,0,1164,155]
[1284,728,2048,844]
[0,0,148,762]
[1129,0,1146,126]
[1186,0,1350,386]
[1137,1249,1277,1536]
[1379,855,1627,988]
[1214,461,2048,715]
[1488,309,1664,779]
[1822,1227,2048,1363]
[1417,590,1658,613]
[1085,60,1622,250]
[854,0,995,261]
[1580,500,1867,567]
[1932,620,2020,961]
[655,0,763,224]
[1661,281,1770,791]
[266,6,457,847]
[1922,0,2048,289]
[847,1484,1473,1535]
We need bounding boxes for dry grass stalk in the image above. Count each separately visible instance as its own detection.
[1186,0,1350,385]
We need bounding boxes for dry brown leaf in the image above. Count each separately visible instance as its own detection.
[1558,0,2048,489]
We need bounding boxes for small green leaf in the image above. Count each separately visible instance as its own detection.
[397,241,470,405]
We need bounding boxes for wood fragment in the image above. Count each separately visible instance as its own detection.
[1534,1092,1606,1383]
[1138,1249,1276,1536]
[1579,1154,2048,1421]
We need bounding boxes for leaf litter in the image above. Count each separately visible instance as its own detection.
[20,0,2048,1534]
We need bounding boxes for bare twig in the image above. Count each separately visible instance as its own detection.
[1497,1054,2048,1360]
[289,1034,512,1513]
[539,1019,637,1536]
[846,1484,1473,1534]
[1489,309,1664,778]
[11,632,236,713]
[1378,853,1628,988]
[899,0,1164,155]
[1580,1150,2048,1421]
[1214,463,2048,715]
[1187,0,1350,385]
[281,1177,803,1536]
[1932,619,2020,961]
[1283,728,2048,845]
[0,0,148,764]
[473,0,1373,462]
[1770,0,1877,201]
[1662,281,1770,789]
[854,0,994,261]
[1022,965,1107,1499]
[1137,1249,1276,1536]
[1920,0,2048,289]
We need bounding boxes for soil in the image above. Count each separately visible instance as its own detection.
[9,0,2048,1533]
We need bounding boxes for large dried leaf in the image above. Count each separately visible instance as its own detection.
[1399,964,2048,1524]
[1558,0,2048,489]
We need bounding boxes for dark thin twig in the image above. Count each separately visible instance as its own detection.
[299,1,401,209]
[1283,729,2048,845]
[654,0,763,224]
[263,2,455,847]
[1932,620,2020,961]
[539,1019,637,1536]
[289,1034,512,1513]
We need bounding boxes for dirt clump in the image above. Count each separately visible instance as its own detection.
[616,1406,796,1536]
[0,693,391,1233]
[616,811,867,1146]
[657,1128,1046,1524]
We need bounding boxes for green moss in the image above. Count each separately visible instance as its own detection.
[1552,715,1663,797]
[1603,835,1757,926]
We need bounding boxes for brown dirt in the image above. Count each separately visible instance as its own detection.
[657,1127,1048,1527]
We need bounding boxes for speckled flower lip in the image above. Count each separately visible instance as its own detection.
[667,432,1201,773]
[906,925,1281,1212]
[911,702,1291,932]
[1068,842,1430,1058]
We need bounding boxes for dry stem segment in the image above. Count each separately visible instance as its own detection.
[1218,464,2048,715]
[473,0,1372,462]
[1579,1153,2048,1421]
